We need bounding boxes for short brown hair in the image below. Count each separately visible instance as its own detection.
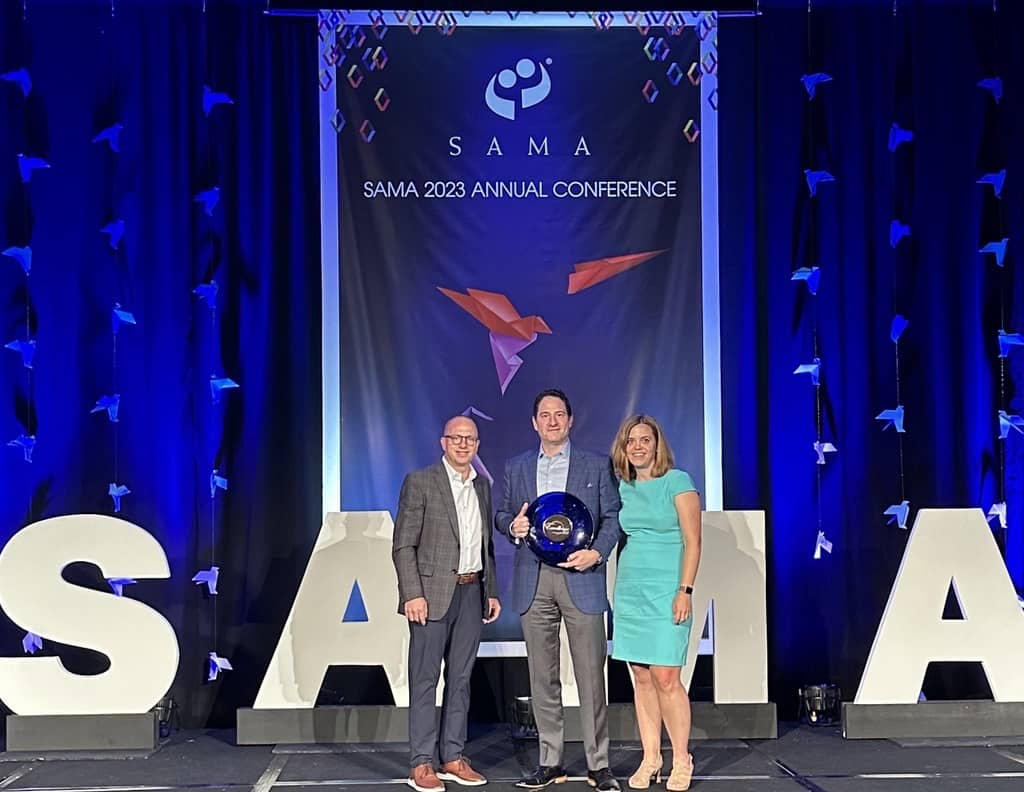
[611,414,675,483]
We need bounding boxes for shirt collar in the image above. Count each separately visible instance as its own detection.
[538,439,571,460]
[442,456,477,483]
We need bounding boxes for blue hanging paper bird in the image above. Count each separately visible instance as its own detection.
[207,651,233,681]
[193,566,220,595]
[813,530,833,559]
[91,394,121,422]
[987,501,1008,530]
[890,220,911,248]
[111,303,137,335]
[22,632,42,654]
[1,246,31,275]
[7,433,35,462]
[998,330,1024,358]
[884,500,910,530]
[804,169,835,197]
[813,441,837,465]
[977,170,1006,198]
[978,76,1003,103]
[0,68,31,97]
[107,577,136,596]
[210,469,229,498]
[891,315,909,343]
[791,267,821,295]
[875,405,905,432]
[801,72,832,100]
[210,376,239,404]
[108,483,131,513]
[194,187,220,217]
[888,123,913,152]
[101,219,125,251]
[194,281,219,311]
[91,123,124,153]
[793,357,821,386]
[999,410,1024,439]
[17,154,50,183]
[4,338,36,368]
[203,85,235,116]
[980,238,1009,267]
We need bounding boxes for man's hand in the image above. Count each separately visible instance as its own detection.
[483,598,502,624]
[404,597,428,625]
[510,501,530,539]
[558,548,601,571]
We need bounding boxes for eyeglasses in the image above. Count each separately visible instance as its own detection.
[443,434,479,446]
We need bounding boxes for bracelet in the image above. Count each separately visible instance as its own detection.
[677,584,693,595]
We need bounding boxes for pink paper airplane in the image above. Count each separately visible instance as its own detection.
[567,249,668,294]
[438,287,552,394]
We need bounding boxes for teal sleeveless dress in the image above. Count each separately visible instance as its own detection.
[611,469,697,667]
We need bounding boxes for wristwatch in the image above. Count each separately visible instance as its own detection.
[677,584,694,595]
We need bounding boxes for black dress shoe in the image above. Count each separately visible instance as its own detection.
[587,767,621,791]
[516,765,568,788]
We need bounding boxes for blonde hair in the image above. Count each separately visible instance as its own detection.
[611,414,675,483]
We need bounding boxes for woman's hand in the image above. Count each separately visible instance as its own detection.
[673,591,691,624]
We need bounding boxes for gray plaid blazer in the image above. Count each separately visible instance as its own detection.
[392,461,498,618]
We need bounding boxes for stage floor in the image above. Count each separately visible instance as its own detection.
[1,723,1023,792]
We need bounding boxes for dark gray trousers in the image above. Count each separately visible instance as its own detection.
[408,581,482,768]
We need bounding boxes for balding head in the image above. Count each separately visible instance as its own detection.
[440,415,479,475]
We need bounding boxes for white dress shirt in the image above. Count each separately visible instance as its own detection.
[442,457,483,574]
[537,439,571,495]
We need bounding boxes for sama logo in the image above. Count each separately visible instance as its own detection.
[484,57,553,121]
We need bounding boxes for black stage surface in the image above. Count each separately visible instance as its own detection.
[1,724,1023,792]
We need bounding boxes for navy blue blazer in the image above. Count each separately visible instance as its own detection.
[494,445,622,615]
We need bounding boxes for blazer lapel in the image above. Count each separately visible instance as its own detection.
[565,448,585,498]
[433,463,460,542]
[525,452,539,501]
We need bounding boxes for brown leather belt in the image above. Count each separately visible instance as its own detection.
[454,571,480,585]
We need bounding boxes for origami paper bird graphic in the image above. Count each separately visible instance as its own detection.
[91,123,124,153]
[462,406,493,421]
[101,219,125,251]
[998,410,1024,439]
[194,281,219,311]
[998,330,1024,358]
[108,483,131,513]
[980,238,1009,267]
[813,441,837,465]
[22,632,42,654]
[438,287,552,394]
[801,72,832,100]
[0,68,31,97]
[890,220,911,248]
[875,405,905,432]
[884,500,910,530]
[978,170,1006,198]
[107,577,136,597]
[891,315,909,343]
[460,407,495,482]
[888,123,913,152]
[2,246,32,275]
[804,169,835,197]
[978,76,1003,103]
[566,249,668,295]
[194,187,220,216]
[791,267,821,295]
[210,469,228,499]
[203,85,235,116]
[91,394,121,422]
[7,434,35,462]
[111,303,137,335]
[210,376,239,404]
[794,358,821,386]
[987,501,1007,530]
[193,566,220,595]
[18,154,50,183]
[5,338,35,368]
[813,530,833,559]
[207,651,233,681]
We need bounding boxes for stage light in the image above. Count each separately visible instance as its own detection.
[511,695,537,740]
[798,683,840,726]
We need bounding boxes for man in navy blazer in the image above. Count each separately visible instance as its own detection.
[495,389,622,791]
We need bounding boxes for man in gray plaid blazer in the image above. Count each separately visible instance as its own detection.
[393,415,501,792]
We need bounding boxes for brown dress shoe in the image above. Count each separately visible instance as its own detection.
[408,762,445,792]
[438,757,487,786]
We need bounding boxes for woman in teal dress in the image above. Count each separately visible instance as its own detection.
[610,415,702,792]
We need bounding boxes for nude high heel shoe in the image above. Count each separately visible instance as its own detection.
[627,755,663,789]
[666,753,693,792]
